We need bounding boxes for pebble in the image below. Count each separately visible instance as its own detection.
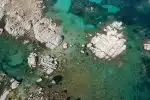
[36,78,42,83]
[63,42,68,49]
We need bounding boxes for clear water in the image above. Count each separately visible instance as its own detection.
[0,0,150,100]
[54,0,71,12]
[0,35,30,81]
[45,0,150,100]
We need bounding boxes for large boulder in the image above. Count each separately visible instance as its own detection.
[39,55,58,74]
[87,21,126,60]
[27,52,38,68]
[33,18,63,49]
[1,0,63,49]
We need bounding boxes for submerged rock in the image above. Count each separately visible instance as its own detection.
[36,78,42,83]
[144,40,150,50]
[0,28,3,35]
[10,79,20,90]
[87,21,126,60]
[62,42,68,49]
[39,55,58,74]
[27,52,38,68]
[0,89,10,100]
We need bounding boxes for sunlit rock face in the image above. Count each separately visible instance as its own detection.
[39,55,58,75]
[87,21,126,60]
[27,52,38,68]
[33,18,63,49]
[0,0,63,49]
[144,40,150,51]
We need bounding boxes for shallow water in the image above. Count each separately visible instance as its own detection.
[45,0,150,100]
[0,34,30,81]
[0,0,150,99]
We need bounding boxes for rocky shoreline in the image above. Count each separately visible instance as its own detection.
[0,0,63,49]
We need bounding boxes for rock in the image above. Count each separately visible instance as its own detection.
[40,55,57,74]
[0,89,10,100]
[46,68,54,74]
[23,40,30,44]
[144,43,150,50]
[28,52,38,68]
[0,0,9,20]
[80,50,85,54]
[10,79,19,89]
[0,28,3,35]
[81,44,85,47]
[33,18,63,49]
[63,42,68,49]
[1,0,63,49]
[51,80,56,84]
[87,21,126,60]
[144,40,150,50]
[5,16,27,37]
[36,78,42,83]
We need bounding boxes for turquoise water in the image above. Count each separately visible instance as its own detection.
[89,0,103,4]
[102,5,120,13]
[54,0,71,12]
[0,35,30,81]
[0,0,150,99]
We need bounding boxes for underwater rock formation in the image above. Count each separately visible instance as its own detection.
[10,78,20,90]
[144,40,150,50]
[0,0,63,49]
[27,52,38,68]
[39,55,58,74]
[87,21,126,60]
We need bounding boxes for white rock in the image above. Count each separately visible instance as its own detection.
[28,52,37,68]
[80,50,85,54]
[5,17,26,37]
[87,21,126,60]
[40,55,57,74]
[23,40,30,44]
[51,80,56,84]
[0,89,10,100]
[33,18,63,49]
[11,80,19,89]
[36,78,42,83]
[63,42,68,49]
[144,43,150,50]
[144,44,150,50]
[81,44,85,47]
[0,28,3,35]
[46,68,54,74]
[0,0,9,20]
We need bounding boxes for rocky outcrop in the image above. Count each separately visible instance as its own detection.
[87,21,126,60]
[27,52,38,68]
[10,78,20,90]
[144,40,150,50]
[27,53,58,74]
[39,55,57,74]
[0,89,10,100]
[0,28,3,35]
[0,0,63,49]
[33,18,63,49]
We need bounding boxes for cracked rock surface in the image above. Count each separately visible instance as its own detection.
[0,0,63,49]
[87,21,126,60]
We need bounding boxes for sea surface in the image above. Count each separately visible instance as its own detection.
[1,0,150,100]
